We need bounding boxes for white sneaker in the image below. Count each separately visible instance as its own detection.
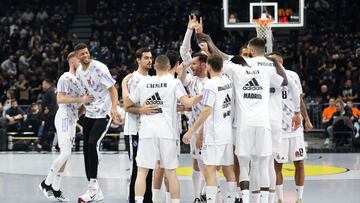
[78,188,104,202]
[53,190,70,202]
[296,198,303,203]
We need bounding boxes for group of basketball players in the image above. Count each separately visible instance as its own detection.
[38,15,312,203]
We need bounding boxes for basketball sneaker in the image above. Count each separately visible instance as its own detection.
[193,197,201,203]
[78,188,104,202]
[39,180,54,199]
[53,189,70,202]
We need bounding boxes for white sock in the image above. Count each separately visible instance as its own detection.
[275,185,284,201]
[206,186,217,203]
[260,191,269,203]
[296,185,304,199]
[192,170,201,198]
[152,189,161,203]
[268,192,276,203]
[241,190,250,203]
[52,173,62,191]
[89,178,99,190]
[215,171,222,203]
[166,192,171,203]
[171,199,180,203]
[236,186,241,198]
[45,168,56,185]
[252,192,260,203]
[135,196,144,203]
[225,182,237,203]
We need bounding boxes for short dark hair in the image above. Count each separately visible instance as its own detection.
[207,54,223,72]
[74,43,88,52]
[230,55,249,67]
[248,37,265,53]
[165,50,180,69]
[192,52,207,63]
[155,55,170,71]
[135,47,151,59]
[11,99,17,103]
[43,79,53,85]
[67,51,76,61]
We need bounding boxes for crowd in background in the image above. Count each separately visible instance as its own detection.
[0,0,359,146]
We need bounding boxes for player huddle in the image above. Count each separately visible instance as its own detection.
[38,15,312,203]
[121,16,312,203]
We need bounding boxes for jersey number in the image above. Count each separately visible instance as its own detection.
[282,90,287,99]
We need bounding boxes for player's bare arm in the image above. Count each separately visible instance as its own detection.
[183,105,212,144]
[300,97,313,132]
[57,92,94,104]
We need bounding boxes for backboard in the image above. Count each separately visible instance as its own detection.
[223,0,305,28]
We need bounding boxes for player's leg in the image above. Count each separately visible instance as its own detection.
[274,138,290,203]
[238,156,251,203]
[203,165,217,203]
[79,117,112,202]
[250,156,260,203]
[164,169,180,203]
[222,164,237,203]
[258,155,270,203]
[40,116,73,201]
[269,127,282,203]
[290,135,306,203]
[274,161,284,203]
[191,134,202,202]
[152,162,164,203]
[135,167,150,203]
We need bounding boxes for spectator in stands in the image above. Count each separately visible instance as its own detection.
[319,84,332,104]
[36,79,58,151]
[346,100,360,138]
[2,90,15,117]
[341,79,358,102]
[15,74,29,105]
[325,98,353,145]
[322,98,337,124]
[1,54,17,78]
[5,99,24,132]
[22,102,41,134]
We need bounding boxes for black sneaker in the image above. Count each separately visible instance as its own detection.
[200,194,207,203]
[235,197,243,203]
[53,189,70,202]
[39,180,54,199]
[193,197,202,203]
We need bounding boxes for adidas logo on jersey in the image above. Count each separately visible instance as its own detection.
[222,94,231,108]
[243,78,263,90]
[146,92,164,105]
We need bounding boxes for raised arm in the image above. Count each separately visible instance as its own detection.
[195,33,231,61]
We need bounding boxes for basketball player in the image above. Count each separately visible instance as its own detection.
[122,55,203,203]
[180,16,209,203]
[269,53,313,203]
[222,37,287,203]
[247,52,302,203]
[152,50,183,203]
[39,52,93,202]
[183,54,236,203]
[124,48,157,203]
[74,43,120,202]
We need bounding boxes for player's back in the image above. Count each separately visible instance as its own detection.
[223,60,283,129]
[202,75,233,145]
[136,74,185,140]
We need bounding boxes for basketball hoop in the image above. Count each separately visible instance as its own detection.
[252,13,273,53]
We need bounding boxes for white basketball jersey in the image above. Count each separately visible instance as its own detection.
[282,70,303,137]
[201,75,233,145]
[130,75,187,140]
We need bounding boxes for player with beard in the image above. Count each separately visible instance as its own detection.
[39,52,93,202]
[74,43,120,202]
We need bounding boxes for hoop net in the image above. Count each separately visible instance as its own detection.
[252,14,273,53]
